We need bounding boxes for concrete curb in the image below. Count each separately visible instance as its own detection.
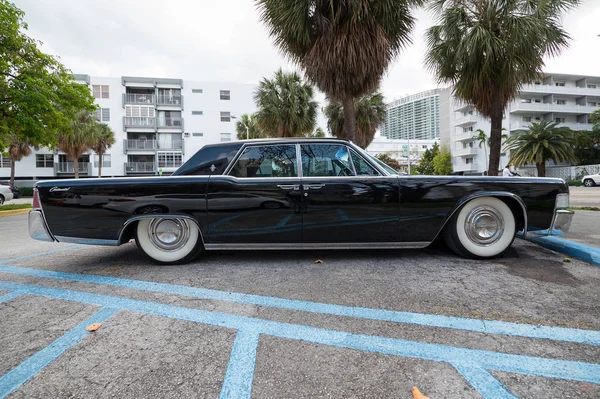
[523,234,600,267]
[0,209,30,217]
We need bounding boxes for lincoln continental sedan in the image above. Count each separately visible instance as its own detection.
[29,138,574,264]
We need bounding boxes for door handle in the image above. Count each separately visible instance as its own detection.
[305,184,325,190]
[277,184,300,190]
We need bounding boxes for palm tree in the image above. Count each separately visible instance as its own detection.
[90,123,115,178]
[425,0,580,176]
[255,0,422,143]
[504,121,576,177]
[254,69,317,138]
[235,114,262,140]
[311,127,326,138]
[324,92,386,149]
[472,129,489,173]
[57,111,99,178]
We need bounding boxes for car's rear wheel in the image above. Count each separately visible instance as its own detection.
[444,197,516,258]
[135,217,203,264]
[584,179,595,187]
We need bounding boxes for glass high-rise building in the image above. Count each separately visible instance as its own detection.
[380,89,442,140]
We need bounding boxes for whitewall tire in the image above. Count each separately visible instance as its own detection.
[135,217,203,264]
[444,197,516,258]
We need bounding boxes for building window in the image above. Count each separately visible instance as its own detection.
[462,126,473,133]
[422,145,427,149]
[36,154,53,168]
[94,154,111,168]
[221,133,232,142]
[534,81,542,85]
[588,84,597,89]
[555,81,565,87]
[220,112,231,122]
[589,102,598,106]
[0,155,10,168]
[556,100,566,105]
[94,108,110,122]
[220,90,231,100]
[465,158,473,164]
[92,85,109,99]
[192,89,203,94]
[534,99,541,103]
[555,118,565,123]
[191,111,203,115]
[192,133,204,137]
[523,117,531,122]
[521,99,532,103]
[125,105,155,117]
[157,152,183,168]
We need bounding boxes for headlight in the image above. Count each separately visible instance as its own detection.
[555,193,569,209]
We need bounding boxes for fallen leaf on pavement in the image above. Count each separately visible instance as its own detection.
[314,259,324,264]
[563,257,571,263]
[412,386,430,399]
[85,323,102,332]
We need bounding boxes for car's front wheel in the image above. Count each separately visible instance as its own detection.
[444,197,516,258]
[584,179,596,187]
[135,217,203,264]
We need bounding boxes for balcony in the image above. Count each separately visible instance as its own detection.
[453,163,480,173]
[454,147,478,157]
[54,162,90,175]
[454,114,478,126]
[157,94,183,107]
[157,139,183,150]
[519,84,600,97]
[125,162,156,174]
[454,131,475,142]
[124,139,157,151]
[123,93,155,105]
[156,117,184,130]
[509,102,599,114]
[509,122,595,131]
[124,117,156,129]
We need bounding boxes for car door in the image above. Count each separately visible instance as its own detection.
[206,143,303,244]
[300,143,399,243]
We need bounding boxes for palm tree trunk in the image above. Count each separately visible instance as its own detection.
[536,162,545,177]
[10,160,15,186]
[73,158,79,179]
[484,145,488,175]
[487,99,504,176]
[342,95,357,143]
[98,155,103,178]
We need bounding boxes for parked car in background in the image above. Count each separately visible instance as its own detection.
[29,138,574,264]
[0,184,14,205]
[581,173,600,187]
[0,181,20,199]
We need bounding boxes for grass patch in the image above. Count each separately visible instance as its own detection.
[0,203,32,211]
[568,206,600,211]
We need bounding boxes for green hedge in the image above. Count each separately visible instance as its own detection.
[18,186,33,197]
[566,180,583,187]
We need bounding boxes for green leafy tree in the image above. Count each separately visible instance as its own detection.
[256,0,423,143]
[324,92,386,149]
[311,127,326,138]
[254,69,317,138]
[591,109,600,143]
[504,121,576,177]
[90,123,115,178]
[570,130,600,166]
[235,113,262,140]
[433,146,453,175]
[57,111,99,178]
[425,0,580,177]
[414,142,440,175]
[0,0,96,151]
[375,153,401,171]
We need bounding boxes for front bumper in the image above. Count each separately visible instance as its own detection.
[551,209,574,234]
[28,210,55,242]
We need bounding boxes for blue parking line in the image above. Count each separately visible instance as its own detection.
[2,245,82,264]
[0,281,598,392]
[219,328,259,399]
[0,307,117,399]
[0,264,598,346]
[275,214,294,228]
[0,291,23,304]
[452,362,517,399]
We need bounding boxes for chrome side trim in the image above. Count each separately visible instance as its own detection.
[118,214,205,245]
[433,192,529,241]
[54,236,119,246]
[203,242,430,251]
[28,211,55,242]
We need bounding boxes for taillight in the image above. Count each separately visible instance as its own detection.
[8,187,12,192]
[32,188,41,210]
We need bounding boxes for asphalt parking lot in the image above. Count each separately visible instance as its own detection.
[0,213,599,398]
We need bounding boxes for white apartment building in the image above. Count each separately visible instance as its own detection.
[380,89,442,140]
[0,75,257,180]
[443,73,600,175]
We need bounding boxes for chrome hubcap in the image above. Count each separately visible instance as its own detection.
[148,218,190,251]
[464,206,504,246]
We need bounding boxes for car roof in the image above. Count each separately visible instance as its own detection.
[203,137,350,148]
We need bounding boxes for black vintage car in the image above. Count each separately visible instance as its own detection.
[29,138,573,264]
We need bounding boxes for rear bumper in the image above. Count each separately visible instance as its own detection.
[551,209,574,234]
[28,210,55,242]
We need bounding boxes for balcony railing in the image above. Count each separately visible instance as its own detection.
[453,163,480,172]
[509,102,599,114]
[93,160,112,168]
[158,160,183,168]
[519,84,600,96]
[157,94,183,106]
[124,117,156,128]
[454,114,478,126]
[124,93,155,104]
[454,131,475,141]
[55,162,89,174]
[156,117,183,129]
[510,122,594,131]
[157,139,183,150]
[125,162,156,173]
[125,139,157,150]
[454,147,478,157]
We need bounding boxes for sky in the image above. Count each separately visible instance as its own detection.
[13,0,600,107]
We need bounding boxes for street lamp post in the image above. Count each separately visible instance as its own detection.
[230,115,250,140]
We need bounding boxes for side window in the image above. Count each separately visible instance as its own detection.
[349,149,380,176]
[301,144,355,177]
[230,145,297,178]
